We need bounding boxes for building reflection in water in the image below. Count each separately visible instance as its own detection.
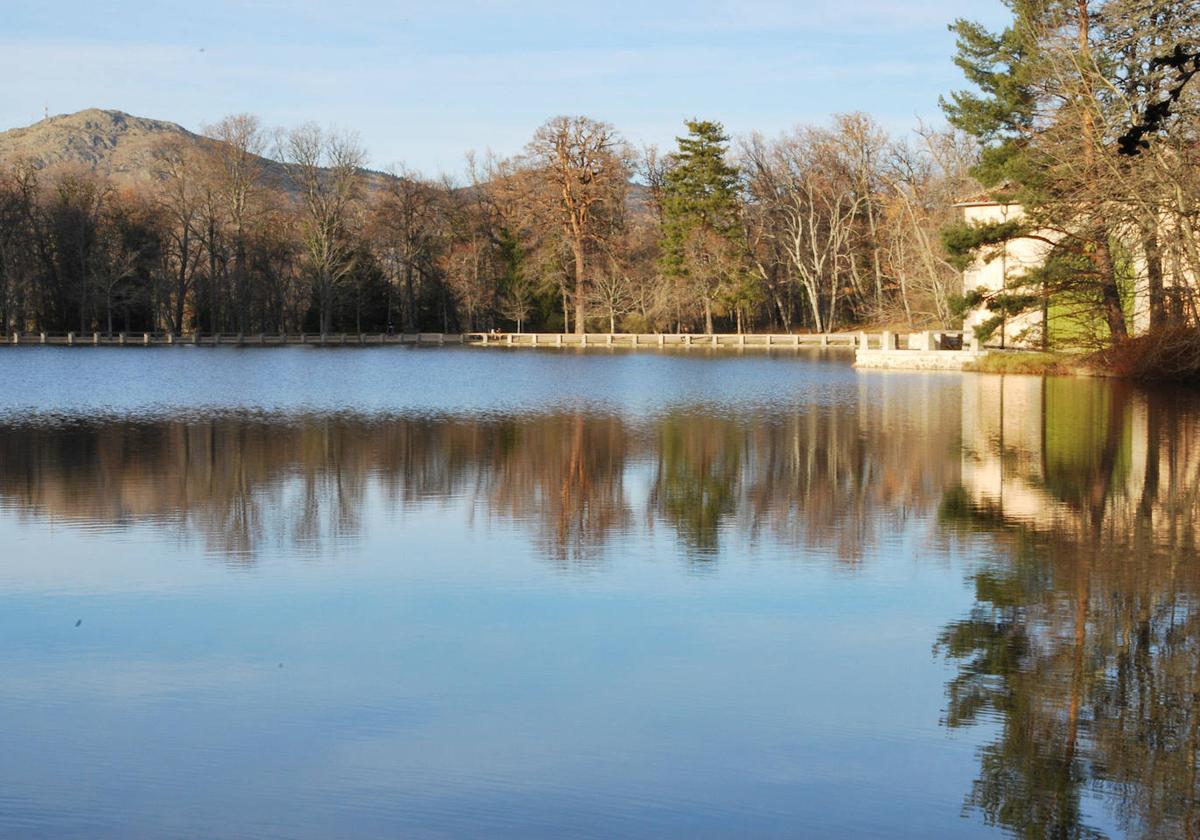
[943,376,1200,839]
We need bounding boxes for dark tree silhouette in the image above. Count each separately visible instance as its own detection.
[1118,44,1200,156]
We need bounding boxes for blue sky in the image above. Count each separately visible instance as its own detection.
[2,0,1008,177]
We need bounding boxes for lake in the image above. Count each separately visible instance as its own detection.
[0,347,1197,838]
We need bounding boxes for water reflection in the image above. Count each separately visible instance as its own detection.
[0,383,963,564]
[942,377,1200,839]
[2,372,1200,837]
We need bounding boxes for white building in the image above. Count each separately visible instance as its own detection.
[952,194,1191,347]
[954,195,1056,349]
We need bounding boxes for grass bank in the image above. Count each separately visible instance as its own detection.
[963,351,1090,376]
[962,329,1200,382]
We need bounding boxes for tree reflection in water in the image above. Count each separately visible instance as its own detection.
[941,378,1200,839]
[0,382,963,565]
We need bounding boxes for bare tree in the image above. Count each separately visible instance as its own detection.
[204,114,267,332]
[371,167,442,332]
[152,139,203,334]
[281,124,365,334]
[521,116,630,334]
[499,272,536,332]
[743,129,863,333]
[587,261,635,333]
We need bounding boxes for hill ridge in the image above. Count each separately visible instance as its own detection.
[0,108,203,179]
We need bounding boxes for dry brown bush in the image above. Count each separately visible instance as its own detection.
[1091,328,1200,381]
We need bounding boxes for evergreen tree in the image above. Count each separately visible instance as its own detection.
[660,120,747,333]
[941,1,1131,344]
[941,9,1041,191]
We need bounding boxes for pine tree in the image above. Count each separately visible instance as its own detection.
[660,120,747,333]
[940,9,1041,191]
[941,1,1131,344]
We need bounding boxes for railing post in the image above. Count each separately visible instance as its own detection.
[66,332,74,346]
[118,332,126,346]
[40,332,46,345]
[93,332,100,346]
[556,334,562,347]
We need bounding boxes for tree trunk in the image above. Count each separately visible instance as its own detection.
[573,245,586,335]
[320,269,332,335]
[175,238,188,336]
[1076,1,1128,343]
[235,233,248,334]
[1094,236,1128,340]
[403,262,416,332]
[210,262,219,333]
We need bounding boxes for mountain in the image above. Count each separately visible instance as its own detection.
[0,109,207,180]
[0,109,400,194]
[0,109,654,212]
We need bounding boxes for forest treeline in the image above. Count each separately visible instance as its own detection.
[2,0,1197,342]
[0,113,976,336]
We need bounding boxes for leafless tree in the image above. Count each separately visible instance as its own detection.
[521,116,631,334]
[280,124,365,334]
[204,114,267,332]
[152,139,202,334]
[372,167,442,331]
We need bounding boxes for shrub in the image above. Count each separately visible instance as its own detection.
[1091,328,1200,381]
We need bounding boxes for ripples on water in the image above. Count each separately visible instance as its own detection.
[1,347,1199,838]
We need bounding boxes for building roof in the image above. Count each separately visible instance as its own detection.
[953,182,1020,208]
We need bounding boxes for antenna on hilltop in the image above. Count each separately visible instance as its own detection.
[44,104,49,121]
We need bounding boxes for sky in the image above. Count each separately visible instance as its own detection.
[1,0,1009,177]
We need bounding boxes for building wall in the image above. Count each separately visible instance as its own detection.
[956,199,1200,342]
[959,202,1054,349]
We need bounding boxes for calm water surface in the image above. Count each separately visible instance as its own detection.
[1,347,1198,838]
